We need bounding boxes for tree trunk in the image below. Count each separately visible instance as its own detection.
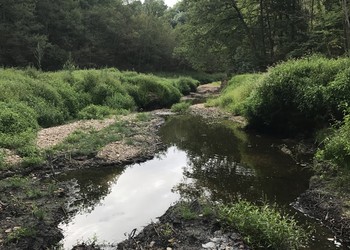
[230,1,261,62]
[342,0,350,55]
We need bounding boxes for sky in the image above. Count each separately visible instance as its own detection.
[164,0,178,7]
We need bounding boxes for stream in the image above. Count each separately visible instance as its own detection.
[59,115,340,249]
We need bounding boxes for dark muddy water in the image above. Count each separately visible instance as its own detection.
[59,115,340,249]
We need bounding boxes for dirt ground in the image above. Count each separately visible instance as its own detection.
[117,201,249,250]
[0,112,166,250]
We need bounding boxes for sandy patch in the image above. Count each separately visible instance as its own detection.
[36,118,116,149]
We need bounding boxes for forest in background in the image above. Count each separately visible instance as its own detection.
[1,0,350,73]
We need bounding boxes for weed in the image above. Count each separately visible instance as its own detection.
[0,176,30,190]
[176,202,198,220]
[159,223,173,237]
[26,188,45,199]
[31,205,46,220]
[136,113,151,122]
[77,105,116,120]
[6,227,36,243]
[206,74,263,115]
[171,102,191,113]
[218,200,310,249]
[53,122,129,156]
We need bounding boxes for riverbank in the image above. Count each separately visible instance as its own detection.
[296,168,350,246]
[0,111,166,249]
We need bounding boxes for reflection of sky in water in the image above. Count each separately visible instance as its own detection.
[60,146,187,249]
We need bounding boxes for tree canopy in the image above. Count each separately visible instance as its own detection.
[0,0,349,72]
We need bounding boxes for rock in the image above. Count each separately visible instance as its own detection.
[166,247,172,250]
[210,237,222,243]
[202,242,216,248]
[149,241,155,247]
[13,226,21,231]
[5,228,12,233]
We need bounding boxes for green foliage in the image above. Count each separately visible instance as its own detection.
[0,102,38,134]
[123,74,182,109]
[207,74,263,115]
[0,176,30,190]
[0,67,195,168]
[77,105,117,120]
[218,200,309,249]
[317,114,350,170]
[53,122,130,157]
[136,112,151,122]
[6,227,37,243]
[245,56,350,135]
[171,102,191,113]
[173,77,199,95]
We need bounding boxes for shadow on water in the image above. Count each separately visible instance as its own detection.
[59,114,340,249]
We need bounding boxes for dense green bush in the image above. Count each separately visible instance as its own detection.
[0,68,196,165]
[173,77,199,95]
[245,56,350,135]
[171,102,191,113]
[207,74,263,115]
[0,102,38,134]
[77,105,117,120]
[317,114,350,169]
[124,75,181,109]
[218,200,309,249]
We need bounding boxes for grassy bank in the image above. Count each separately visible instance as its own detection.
[209,55,350,243]
[0,68,200,168]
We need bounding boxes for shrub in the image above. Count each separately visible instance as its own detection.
[207,74,263,115]
[77,105,116,120]
[317,114,350,169]
[125,75,181,109]
[104,92,135,110]
[0,102,38,134]
[218,200,309,249]
[171,102,191,113]
[245,56,350,135]
[174,77,199,95]
[24,96,65,127]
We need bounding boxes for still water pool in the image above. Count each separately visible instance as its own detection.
[59,115,339,249]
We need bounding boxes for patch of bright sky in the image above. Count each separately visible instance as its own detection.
[141,0,178,8]
[164,0,178,7]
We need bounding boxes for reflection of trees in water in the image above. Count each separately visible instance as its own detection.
[160,115,243,157]
[162,115,311,205]
[60,167,124,213]
[183,153,258,203]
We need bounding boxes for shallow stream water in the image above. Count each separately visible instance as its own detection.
[59,115,341,249]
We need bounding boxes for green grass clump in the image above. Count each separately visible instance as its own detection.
[173,77,199,95]
[53,122,130,156]
[218,200,309,249]
[245,55,350,135]
[171,102,191,113]
[207,74,263,115]
[0,67,199,168]
[77,105,117,120]
[316,114,350,170]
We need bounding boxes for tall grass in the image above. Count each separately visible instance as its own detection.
[207,74,263,115]
[316,113,350,170]
[245,55,350,135]
[218,200,310,249]
[0,67,197,165]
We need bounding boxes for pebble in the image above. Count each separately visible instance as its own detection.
[200,230,248,250]
[149,241,155,247]
[202,242,216,248]
[5,228,12,233]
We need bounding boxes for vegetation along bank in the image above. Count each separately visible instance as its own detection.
[207,55,350,246]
